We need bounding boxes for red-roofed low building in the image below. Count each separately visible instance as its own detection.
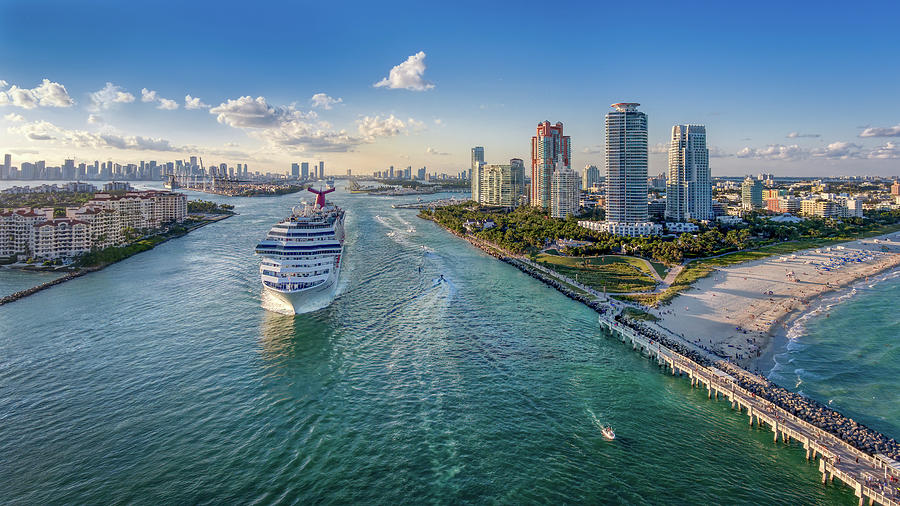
[1,190,186,261]
[32,219,91,260]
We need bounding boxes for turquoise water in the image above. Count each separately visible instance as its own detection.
[0,268,65,297]
[0,187,855,503]
[769,272,900,438]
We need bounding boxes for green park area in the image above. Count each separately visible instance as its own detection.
[534,253,659,293]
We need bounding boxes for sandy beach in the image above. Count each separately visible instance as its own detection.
[649,232,900,371]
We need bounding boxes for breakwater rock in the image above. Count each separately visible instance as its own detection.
[0,267,99,306]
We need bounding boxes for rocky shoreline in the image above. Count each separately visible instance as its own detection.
[0,267,101,306]
[427,220,900,461]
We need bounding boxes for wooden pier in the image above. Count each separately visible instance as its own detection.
[599,317,900,506]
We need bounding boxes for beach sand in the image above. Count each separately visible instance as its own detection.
[650,232,900,371]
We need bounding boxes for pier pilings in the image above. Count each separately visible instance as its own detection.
[598,318,900,506]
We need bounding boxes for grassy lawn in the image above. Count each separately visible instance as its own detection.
[647,259,668,278]
[535,254,658,293]
[622,307,660,322]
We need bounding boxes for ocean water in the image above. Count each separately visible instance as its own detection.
[769,270,900,438]
[0,186,856,503]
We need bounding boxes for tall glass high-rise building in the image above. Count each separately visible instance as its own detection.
[583,164,601,190]
[605,103,648,223]
[479,158,525,207]
[471,146,485,202]
[666,125,712,221]
[531,121,570,210]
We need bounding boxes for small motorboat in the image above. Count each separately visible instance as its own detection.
[601,425,616,440]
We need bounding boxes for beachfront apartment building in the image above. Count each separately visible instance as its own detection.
[32,219,91,260]
[471,147,485,202]
[666,124,712,221]
[0,190,187,261]
[550,163,579,218]
[531,122,571,210]
[579,220,662,237]
[478,159,525,208]
[605,103,648,224]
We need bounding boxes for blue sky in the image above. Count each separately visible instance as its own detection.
[1,0,899,176]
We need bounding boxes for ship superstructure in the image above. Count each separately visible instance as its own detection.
[255,187,345,313]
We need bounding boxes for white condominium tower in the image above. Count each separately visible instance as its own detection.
[605,103,648,223]
[471,146,485,202]
[550,162,578,218]
[666,124,712,221]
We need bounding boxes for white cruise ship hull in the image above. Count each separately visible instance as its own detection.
[262,266,341,314]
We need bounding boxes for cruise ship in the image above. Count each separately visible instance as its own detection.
[255,187,345,313]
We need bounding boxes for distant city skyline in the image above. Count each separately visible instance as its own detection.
[1,1,899,176]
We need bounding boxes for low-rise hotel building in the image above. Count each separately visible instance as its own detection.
[578,220,662,237]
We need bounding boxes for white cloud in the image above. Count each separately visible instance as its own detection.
[141,88,158,102]
[0,79,75,109]
[0,80,7,89]
[184,94,209,110]
[434,118,443,126]
[426,147,449,156]
[251,120,359,153]
[868,142,900,159]
[89,82,135,110]
[9,119,181,152]
[811,141,862,159]
[859,124,900,137]
[708,146,733,158]
[87,114,103,125]
[357,114,409,138]
[212,95,359,153]
[736,144,807,161]
[786,132,821,138]
[4,112,24,122]
[582,145,603,154]
[211,96,299,128]
[157,98,178,110]
[406,117,426,131]
[373,51,435,91]
[650,142,668,154]
[310,93,343,110]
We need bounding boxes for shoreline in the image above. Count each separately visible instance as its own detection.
[759,264,900,375]
[645,231,900,372]
[419,214,900,465]
[0,214,233,307]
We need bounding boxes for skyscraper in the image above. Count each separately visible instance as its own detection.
[742,177,763,209]
[479,158,525,207]
[531,122,570,209]
[605,103,648,224]
[301,162,309,179]
[471,147,484,201]
[291,163,300,178]
[318,161,325,179]
[666,125,712,221]
[2,154,11,180]
[583,164,601,190]
[550,162,578,218]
